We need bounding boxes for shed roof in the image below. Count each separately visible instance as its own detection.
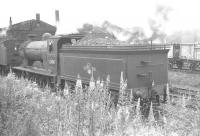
[9,19,56,32]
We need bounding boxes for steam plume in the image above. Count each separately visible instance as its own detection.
[148,5,172,43]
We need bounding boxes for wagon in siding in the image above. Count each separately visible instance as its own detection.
[0,39,22,74]
[168,43,200,70]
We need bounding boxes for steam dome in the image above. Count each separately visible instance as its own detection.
[42,33,52,40]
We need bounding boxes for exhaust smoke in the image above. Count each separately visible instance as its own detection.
[148,5,172,43]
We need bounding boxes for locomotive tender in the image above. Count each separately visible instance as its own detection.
[12,33,169,101]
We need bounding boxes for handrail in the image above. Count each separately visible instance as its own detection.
[61,44,170,51]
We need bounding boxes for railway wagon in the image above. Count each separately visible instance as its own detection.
[0,39,23,74]
[168,43,200,70]
[13,33,169,101]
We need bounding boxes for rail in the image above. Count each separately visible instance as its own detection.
[169,85,200,100]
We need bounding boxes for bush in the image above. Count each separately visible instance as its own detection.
[0,72,200,136]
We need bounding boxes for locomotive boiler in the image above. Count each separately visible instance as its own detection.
[19,33,52,67]
[19,40,48,67]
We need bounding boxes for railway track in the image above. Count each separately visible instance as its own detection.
[168,60,200,73]
[169,84,199,101]
[168,67,200,74]
[151,85,200,115]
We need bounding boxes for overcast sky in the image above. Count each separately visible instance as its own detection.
[1,0,200,35]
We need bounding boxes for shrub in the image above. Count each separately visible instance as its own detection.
[1,72,200,136]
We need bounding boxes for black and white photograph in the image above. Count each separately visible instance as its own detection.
[0,0,200,135]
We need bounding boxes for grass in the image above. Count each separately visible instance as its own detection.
[0,71,200,136]
[168,71,200,88]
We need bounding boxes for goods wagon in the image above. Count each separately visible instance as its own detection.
[0,39,22,66]
[13,33,169,102]
[168,43,200,70]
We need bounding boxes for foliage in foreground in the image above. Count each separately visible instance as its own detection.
[0,72,200,136]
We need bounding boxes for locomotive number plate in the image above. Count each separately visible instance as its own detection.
[48,55,56,65]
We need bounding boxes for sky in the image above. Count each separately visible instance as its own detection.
[1,0,200,36]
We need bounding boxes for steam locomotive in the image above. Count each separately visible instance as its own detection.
[0,32,169,103]
[0,16,170,104]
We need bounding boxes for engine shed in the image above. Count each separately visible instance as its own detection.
[3,14,56,41]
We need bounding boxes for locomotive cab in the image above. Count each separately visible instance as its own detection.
[46,34,85,74]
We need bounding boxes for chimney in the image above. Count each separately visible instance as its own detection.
[36,13,40,21]
[55,10,59,23]
[9,17,12,28]
[55,10,60,35]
